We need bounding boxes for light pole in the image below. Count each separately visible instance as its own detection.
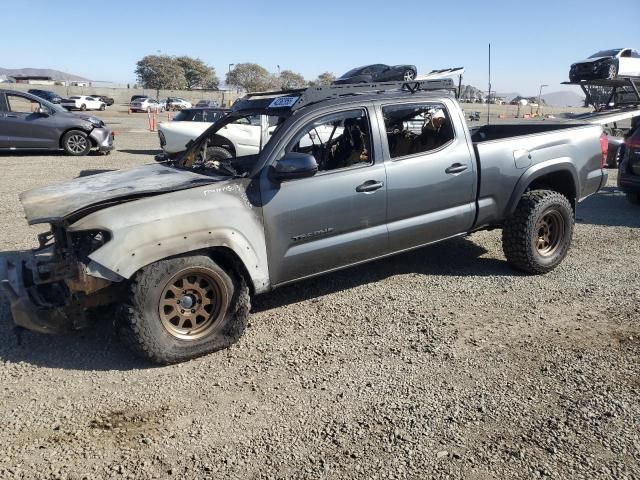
[228,63,234,75]
[537,84,548,116]
[277,65,281,75]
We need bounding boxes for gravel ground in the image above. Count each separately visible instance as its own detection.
[0,110,639,480]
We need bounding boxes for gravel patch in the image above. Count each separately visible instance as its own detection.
[0,110,638,479]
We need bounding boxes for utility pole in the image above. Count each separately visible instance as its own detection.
[487,43,491,125]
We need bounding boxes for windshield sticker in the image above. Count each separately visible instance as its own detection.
[269,96,299,108]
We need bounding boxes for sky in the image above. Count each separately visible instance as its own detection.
[4,0,640,95]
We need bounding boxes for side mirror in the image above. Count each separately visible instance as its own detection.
[37,107,49,116]
[273,152,318,180]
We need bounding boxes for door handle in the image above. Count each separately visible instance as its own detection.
[5,114,18,118]
[445,163,468,174]
[356,180,384,193]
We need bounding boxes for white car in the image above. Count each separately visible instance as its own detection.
[61,95,106,111]
[158,114,339,159]
[130,97,165,113]
[166,97,192,110]
[569,48,640,82]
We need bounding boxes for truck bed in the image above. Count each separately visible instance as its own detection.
[469,122,606,229]
[471,122,585,143]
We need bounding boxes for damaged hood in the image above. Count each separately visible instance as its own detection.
[20,163,224,225]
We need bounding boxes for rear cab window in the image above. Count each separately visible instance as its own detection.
[382,102,455,159]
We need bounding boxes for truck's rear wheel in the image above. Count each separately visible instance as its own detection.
[502,190,574,274]
[118,255,250,364]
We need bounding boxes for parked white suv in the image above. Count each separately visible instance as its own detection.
[130,97,165,113]
[157,113,338,160]
[61,96,106,111]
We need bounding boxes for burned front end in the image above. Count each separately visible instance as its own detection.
[0,224,122,334]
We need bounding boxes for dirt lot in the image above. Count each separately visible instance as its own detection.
[0,108,639,480]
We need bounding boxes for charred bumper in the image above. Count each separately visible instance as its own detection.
[0,249,119,335]
[0,252,71,334]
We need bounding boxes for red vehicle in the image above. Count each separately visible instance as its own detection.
[617,119,640,204]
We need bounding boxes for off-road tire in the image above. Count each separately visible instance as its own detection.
[502,190,574,274]
[626,192,640,205]
[61,130,92,156]
[206,146,233,162]
[117,255,250,364]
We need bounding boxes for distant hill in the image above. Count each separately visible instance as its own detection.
[541,90,585,107]
[459,85,485,101]
[0,67,90,82]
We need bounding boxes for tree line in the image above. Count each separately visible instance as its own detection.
[135,55,336,96]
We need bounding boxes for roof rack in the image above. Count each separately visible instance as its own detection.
[235,79,456,113]
[562,77,640,111]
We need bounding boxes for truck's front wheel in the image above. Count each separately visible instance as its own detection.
[502,190,574,274]
[118,255,250,364]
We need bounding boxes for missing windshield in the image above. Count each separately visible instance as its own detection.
[176,112,287,177]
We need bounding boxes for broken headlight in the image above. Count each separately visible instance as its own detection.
[69,230,111,261]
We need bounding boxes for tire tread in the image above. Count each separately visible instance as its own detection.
[502,189,573,274]
[117,256,250,364]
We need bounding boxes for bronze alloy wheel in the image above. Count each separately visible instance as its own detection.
[158,268,229,341]
[534,209,565,257]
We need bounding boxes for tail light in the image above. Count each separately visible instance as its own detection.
[599,132,608,168]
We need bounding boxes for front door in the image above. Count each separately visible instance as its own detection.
[261,107,388,285]
[379,100,477,251]
[4,93,58,149]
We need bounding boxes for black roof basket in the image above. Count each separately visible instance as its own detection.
[234,78,456,113]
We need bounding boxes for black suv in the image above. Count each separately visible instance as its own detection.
[28,89,63,104]
[91,94,114,106]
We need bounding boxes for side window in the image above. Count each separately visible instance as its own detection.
[382,103,454,159]
[632,50,640,59]
[621,50,631,58]
[7,94,40,114]
[286,109,372,172]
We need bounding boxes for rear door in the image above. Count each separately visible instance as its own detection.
[378,99,477,251]
[260,105,388,285]
[618,49,634,76]
[622,50,640,76]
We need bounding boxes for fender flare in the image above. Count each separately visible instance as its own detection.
[505,159,579,217]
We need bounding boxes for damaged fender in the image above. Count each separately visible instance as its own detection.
[67,179,270,293]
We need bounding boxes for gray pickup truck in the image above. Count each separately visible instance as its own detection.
[0,80,608,364]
